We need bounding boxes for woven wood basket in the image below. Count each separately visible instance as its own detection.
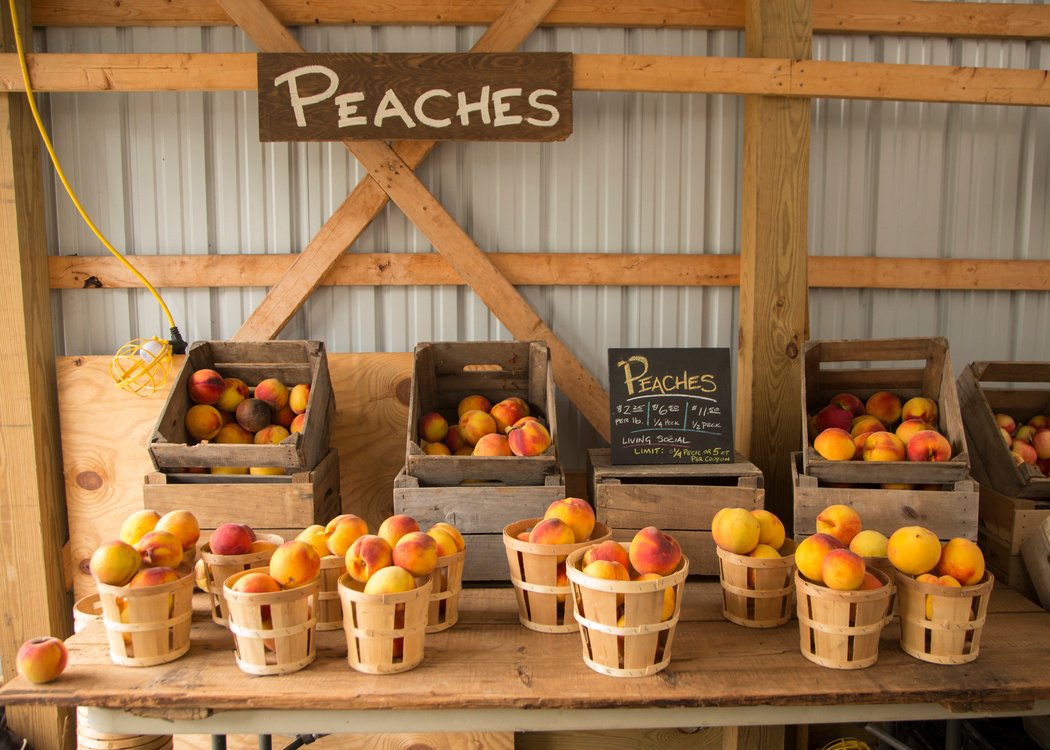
[76,708,172,750]
[198,533,284,627]
[74,593,103,632]
[565,545,688,677]
[716,545,797,628]
[223,567,319,676]
[96,567,194,667]
[795,568,896,670]
[315,554,347,631]
[896,569,993,664]
[338,572,433,674]
[503,518,613,633]
[427,547,467,633]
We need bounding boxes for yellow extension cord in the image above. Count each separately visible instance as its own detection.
[7,0,180,395]
[819,740,873,750]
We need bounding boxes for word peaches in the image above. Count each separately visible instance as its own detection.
[417,393,551,457]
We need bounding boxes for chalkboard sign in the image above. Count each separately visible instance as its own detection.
[608,348,734,465]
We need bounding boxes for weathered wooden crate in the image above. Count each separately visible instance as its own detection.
[149,340,333,473]
[405,340,557,486]
[957,361,1050,499]
[792,452,978,542]
[1020,516,1050,611]
[588,447,765,576]
[143,447,341,540]
[979,526,1039,603]
[393,465,566,582]
[976,482,1050,556]
[802,337,969,485]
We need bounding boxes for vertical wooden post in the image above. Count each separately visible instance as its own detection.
[736,0,812,530]
[0,2,75,748]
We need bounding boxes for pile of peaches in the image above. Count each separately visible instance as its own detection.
[992,412,1050,475]
[711,507,794,559]
[182,367,313,475]
[418,393,551,457]
[809,391,952,468]
[90,508,202,589]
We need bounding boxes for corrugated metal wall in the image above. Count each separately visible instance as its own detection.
[40,18,1049,472]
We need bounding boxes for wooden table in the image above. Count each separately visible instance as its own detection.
[2,581,1049,749]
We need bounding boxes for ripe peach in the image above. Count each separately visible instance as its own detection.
[459,409,497,446]
[815,504,862,547]
[378,515,420,549]
[507,420,552,457]
[1033,429,1050,460]
[442,425,468,453]
[634,573,677,621]
[830,392,866,419]
[555,561,569,603]
[887,525,941,576]
[749,544,780,559]
[185,404,223,441]
[1029,415,1050,430]
[473,433,512,456]
[254,424,290,446]
[711,507,761,554]
[543,497,596,544]
[418,412,449,443]
[90,540,142,586]
[920,573,962,618]
[454,447,473,456]
[1013,442,1038,466]
[814,428,856,461]
[346,534,394,583]
[994,413,1017,434]
[430,522,465,552]
[231,571,282,595]
[901,396,939,428]
[423,442,451,455]
[457,394,492,418]
[254,378,289,413]
[269,540,321,589]
[250,466,286,476]
[583,540,630,570]
[814,404,854,434]
[865,391,902,426]
[821,548,866,591]
[1016,425,1037,443]
[582,559,630,582]
[272,404,296,429]
[208,523,254,556]
[215,377,250,413]
[851,415,885,437]
[188,368,226,406]
[896,419,934,446]
[155,509,201,552]
[906,430,952,462]
[862,431,906,462]
[16,637,68,684]
[628,527,683,577]
[392,531,439,577]
[510,416,541,430]
[236,398,272,433]
[528,517,576,546]
[751,509,786,550]
[794,533,844,583]
[211,466,249,475]
[489,398,528,434]
[134,529,184,569]
[288,383,310,415]
[858,572,884,590]
[290,413,306,434]
[119,509,161,546]
[849,529,889,558]
[426,527,460,557]
[363,565,416,595]
[325,514,369,556]
[248,539,277,553]
[215,422,254,445]
[127,565,181,613]
[296,525,330,559]
[933,537,985,586]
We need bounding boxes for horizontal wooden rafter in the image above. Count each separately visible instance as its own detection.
[29,0,1050,42]
[47,253,1050,291]
[2,54,1049,107]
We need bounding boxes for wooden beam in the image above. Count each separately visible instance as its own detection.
[46,253,1050,292]
[350,140,612,441]
[737,0,812,530]
[216,0,302,53]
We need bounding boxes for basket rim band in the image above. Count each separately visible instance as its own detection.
[720,580,794,598]
[898,612,987,631]
[800,648,879,670]
[581,651,671,677]
[229,617,317,638]
[797,613,893,635]
[572,610,676,637]
[102,608,192,632]
[512,579,570,596]
[344,622,427,639]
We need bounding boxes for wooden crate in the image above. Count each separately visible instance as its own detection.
[588,447,765,576]
[1020,516,1050,610]
[957,360,1050,499]
[393,465,566,582]
[979,527,1039,603]
[143,447,341,539]
[791,452,978,542]
[149,340,333,473]
[976,482,1050,556]
[405,340,557,486]
[801,337,969,485]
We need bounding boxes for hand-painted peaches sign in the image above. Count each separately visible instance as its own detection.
[257,52,573,143]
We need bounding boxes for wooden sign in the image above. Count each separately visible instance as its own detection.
[608,348,734,465]
[257,52,573,143]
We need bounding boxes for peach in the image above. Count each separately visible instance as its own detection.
[749,543,781,559]
[459,409,497,446]
[510,416,541,430]
[887,525,941,576]
[236,398,272,433]
[1033,429,1050,460]
[346,534,394,583]
[454,447,474,456]
[995,413,1017,434]
[814,428,856,461]
[711,507,761,554]
[254,378,289,413]
[1029,415,1050,430]
[119,509,161,546]
[999,426,1012,447]
[504,397,531,417]
[1016,425,1037,443]
[208,522,254,555]
[89,540,141,586]
[16,637,68,684]
[269,540,321,589]
[543,497,596,544]
[906,430,952,462]
[849,529,889,558]
[363,565,416,595]
[582,559,630,582]
[215,377,250,413]
[933,537,985,586]
[896,419,934,446]
[250,466,286,476]
[215,423,255,445]
[555,562,569,603]
[442,425,468,453]
[155,509,201,552]
[185,404,223,441]
[507,420,552,457]
[231,571,282,595]
[423,441,452,455]
[920,573,962,618]
[248,539,277,553]
[821,548,866,591]
[865,391,902,426]
[378,515,420,549]
[430,522,465,552]
[457,394,492,418]
[862,431,906,462]
[815,504,862,546]
[516,531,531,542]
[296,525,330,559]
[814,404,854,434]
[128,565,181,595]
[134,529,184,569]
[290,413,306,434]
[1038,457,1050,477]
[426,527,460,557]
[794,533,844,583]
[489,398,528,434]
[750,509,785,550]
[858,572,884,590]
[1013,442,1038,466]
[851,415,885,437]
[633,573,677,621]
[901,396,939,428]
[188,368,226,405]
[392,531,439,577]
[272,404,296,429]
[582,540,630,570]
[254,424,290,446]
[418,412,449,443]
[528,517,576,546]
[211,466,249,475]
[830,392,866,419]
[628,527,683,576]
[473,433,512,456]
[288,383,310,415]
[325,514,369,556]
